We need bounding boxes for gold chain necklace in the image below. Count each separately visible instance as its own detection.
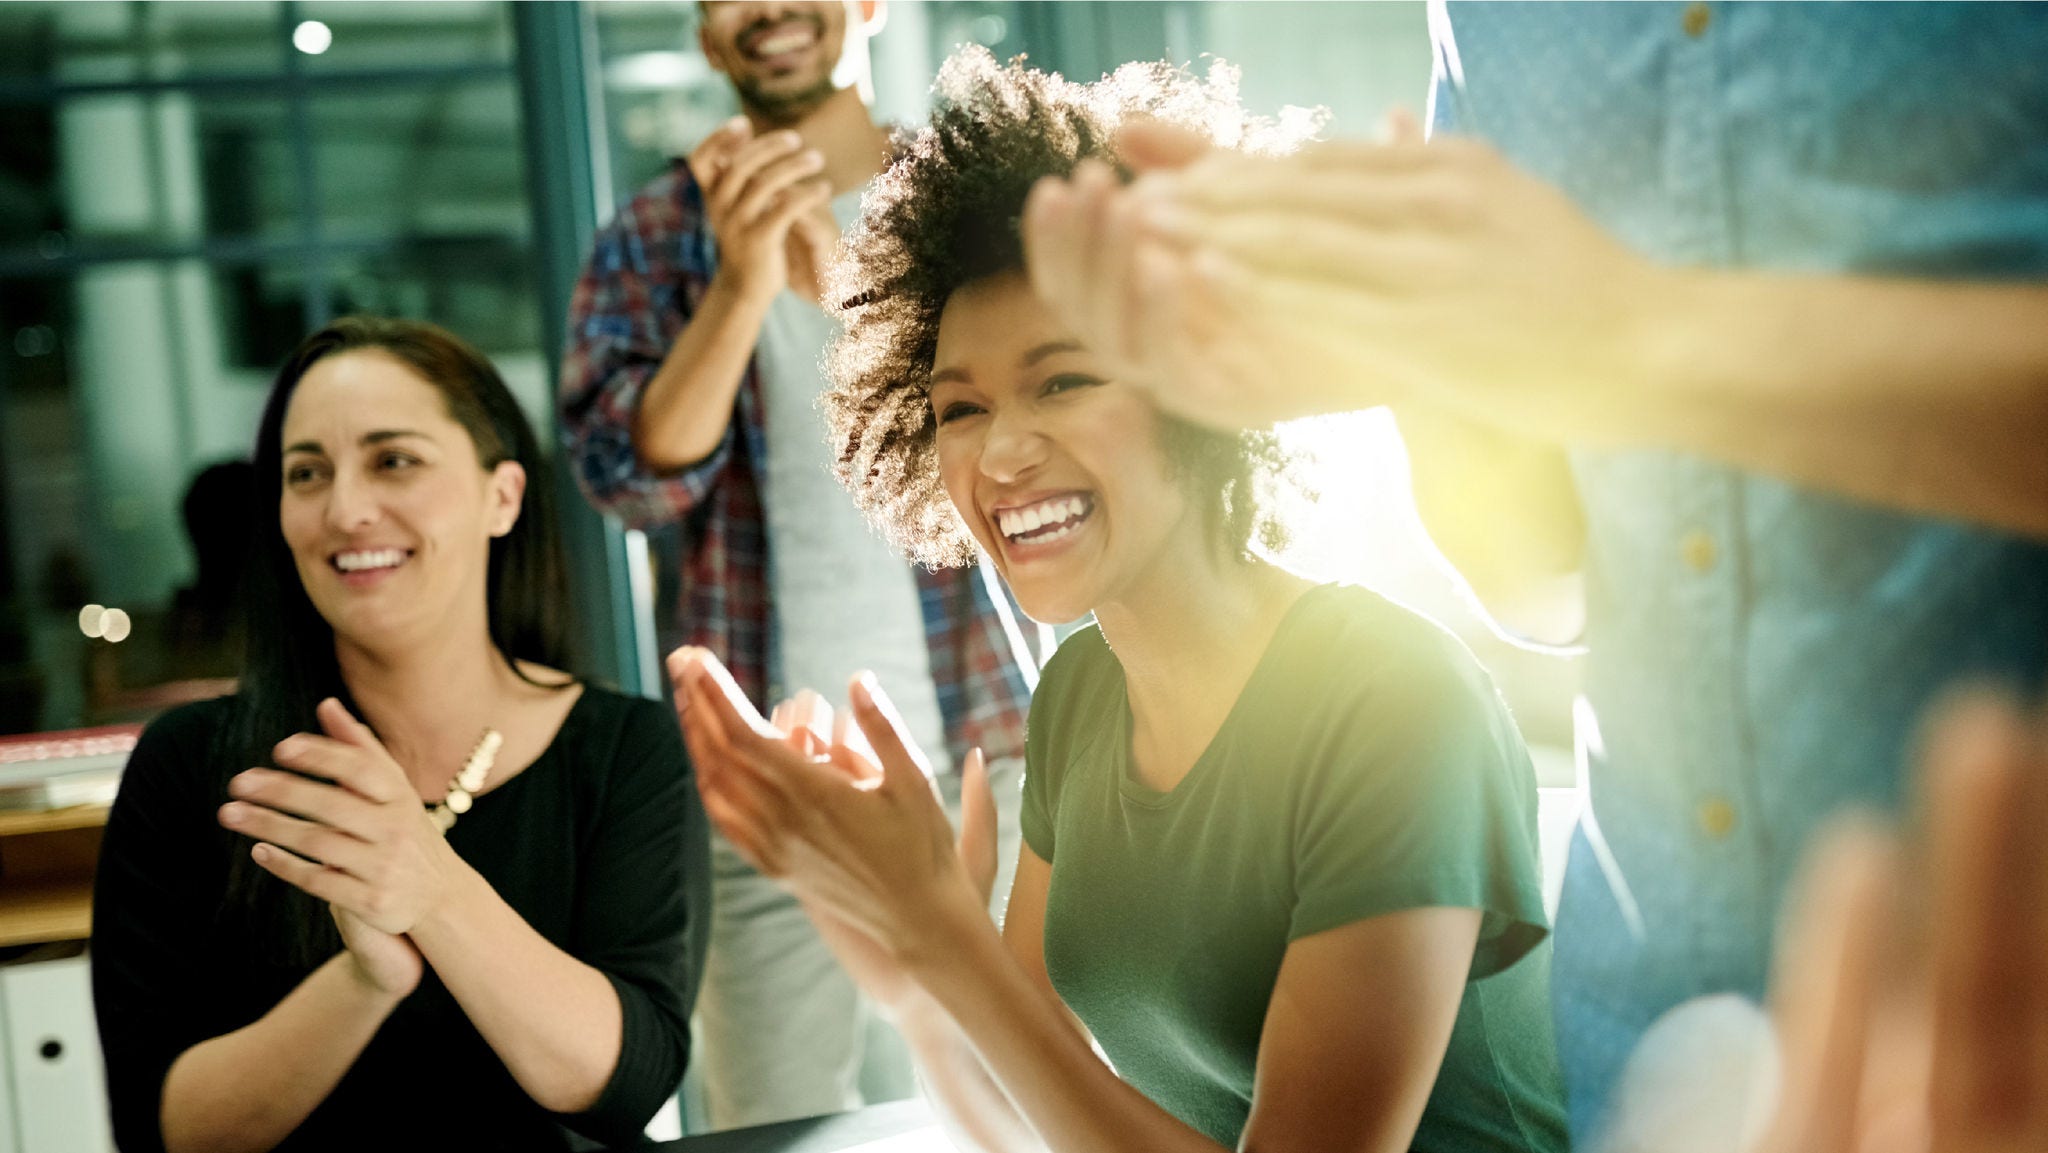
[427,729,502,833]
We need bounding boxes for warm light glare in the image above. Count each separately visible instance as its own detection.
[101,608,132,644]
[78,603,105,638]
[292,20,332,55]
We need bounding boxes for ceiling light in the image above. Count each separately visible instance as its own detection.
[293,20,333,55]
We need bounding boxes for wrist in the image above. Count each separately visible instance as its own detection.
[708,264,778,313]
[898,881,1003,1000]
[1624,266,1753,447]
[882,983,951,1036]
[408,847,482,942]
[329,952,409,1009]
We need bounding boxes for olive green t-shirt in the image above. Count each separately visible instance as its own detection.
[1021,583,1568,1152]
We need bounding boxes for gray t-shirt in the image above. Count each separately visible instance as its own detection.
[752,188,950,769]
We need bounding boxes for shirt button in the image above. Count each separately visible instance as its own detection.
[1697,797,1737,840]
[1682,2,1712,38]
[1680,530,1719,573]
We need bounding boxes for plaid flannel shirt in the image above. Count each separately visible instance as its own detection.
[559,160,1033,770]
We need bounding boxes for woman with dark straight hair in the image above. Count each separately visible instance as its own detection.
[91,317,710,1153]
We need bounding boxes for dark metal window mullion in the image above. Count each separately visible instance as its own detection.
[279,0,331,330]
[512,0,655,697]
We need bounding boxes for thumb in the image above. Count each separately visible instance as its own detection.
[1117,119,1213,171]
[956,747,999,908]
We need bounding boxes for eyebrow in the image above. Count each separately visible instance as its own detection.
[282,429,432,455]
[1021,340,1083,367]
[929,340,1086,389]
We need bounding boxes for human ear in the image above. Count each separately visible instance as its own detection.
[487,461,527,538]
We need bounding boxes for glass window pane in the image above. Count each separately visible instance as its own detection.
[310,80,526,242]
[327,238,540,356]
[0,94,297,262]
[0,2,285,85]
[1,263,271,735]
[211,262,311,371]
[307,77,538,353]
[591,1,733,204]
[1192,2,1432,137]
[296,0,513,73]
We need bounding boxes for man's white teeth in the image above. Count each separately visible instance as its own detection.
[754,28,813,55]
[335,549,406,572]
[997,496,1090,541]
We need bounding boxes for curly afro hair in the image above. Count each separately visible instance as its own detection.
[823,46,1319,569]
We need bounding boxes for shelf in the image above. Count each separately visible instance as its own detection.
[0,877,93,947]
[0,804,111,838]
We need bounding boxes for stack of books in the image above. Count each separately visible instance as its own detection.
[0,725,141,812]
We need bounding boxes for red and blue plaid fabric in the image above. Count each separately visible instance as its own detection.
[560,161,1033,769]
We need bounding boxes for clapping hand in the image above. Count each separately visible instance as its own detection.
[1754,694,2048,1153]
[1021,114,1669,443]
[217,697,464,996]
[688,117,838,306]
[670,647,998,1015]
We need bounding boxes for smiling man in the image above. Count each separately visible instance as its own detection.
[558,0,1035,1130]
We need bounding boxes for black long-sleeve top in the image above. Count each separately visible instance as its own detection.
[90,687,711,1151]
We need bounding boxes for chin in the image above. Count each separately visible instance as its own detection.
[1006,583,1095,629]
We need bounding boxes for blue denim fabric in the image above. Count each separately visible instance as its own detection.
[1430,2,2048,1141]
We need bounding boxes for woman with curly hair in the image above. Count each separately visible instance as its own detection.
[670,48,1568,1153]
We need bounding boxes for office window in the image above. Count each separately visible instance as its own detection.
[0,1,544,737]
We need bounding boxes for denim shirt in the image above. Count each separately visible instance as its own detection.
[1431,2,2048,1139]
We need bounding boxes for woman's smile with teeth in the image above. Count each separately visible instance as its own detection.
[996,495,1093,543]
[333,548,408,573]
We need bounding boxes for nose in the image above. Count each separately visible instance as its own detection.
[978,407,1047,485]
[324,466,380,535]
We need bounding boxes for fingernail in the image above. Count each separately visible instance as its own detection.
[779,130,803,148]
[220,803,243,826]
[725,115,749,132]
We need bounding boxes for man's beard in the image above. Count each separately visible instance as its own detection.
[736,73,840,127]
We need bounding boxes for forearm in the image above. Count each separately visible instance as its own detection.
[409,865,624,1115]
[635,273,773,472]
[160,954,401,1153]
[909,907,1226,1153]
[895,994,1048,1153]
[1642,273,2048,539]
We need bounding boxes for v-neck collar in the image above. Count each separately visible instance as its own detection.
[1111,584,1337,808]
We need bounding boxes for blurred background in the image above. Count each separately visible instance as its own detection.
[0,0,1572,764]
